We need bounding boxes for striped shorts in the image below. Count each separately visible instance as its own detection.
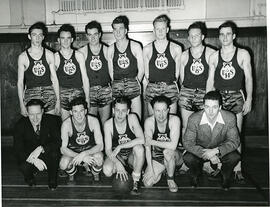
[178,86,205,112]
[24,85,56,112]
[89,85,113,107]
[60,87,85,110]
[112,78,141,100]
[145,81,179,103]
[219,90,245,114]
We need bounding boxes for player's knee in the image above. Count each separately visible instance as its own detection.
[59,157,71,170]
[102,161,114,177]
[133,144,144,157]
[163,149,175,161]
[93,152,104,166]
[143,178,154,188]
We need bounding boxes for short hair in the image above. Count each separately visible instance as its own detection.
[112,96,131,109]
[218,20,238,35]
[188,21,207,36]
[85,20,102,34]
[69,97,87,110]
[153,14,170,27]
[57,24,76,39]
[203,91,222,106]
[28,22,47,36]
[26,99,45,109]
[150,96,171,108]
[111,15,129,30]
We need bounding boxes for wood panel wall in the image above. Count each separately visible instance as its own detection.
[0,27,267,135]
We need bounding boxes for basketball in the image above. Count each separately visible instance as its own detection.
[112,173,133,192]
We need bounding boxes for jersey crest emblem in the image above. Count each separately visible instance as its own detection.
[155,53,168,69]
[64,59,76,75]
[117,53,130,69]
[90,56,102,71]
[76,132,90,145]
[118,134,131,145]
[190,59,204,75]
[33,60,46,76]
[220,62,235,80]
[157,133,171,142]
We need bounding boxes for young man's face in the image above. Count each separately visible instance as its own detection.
[112,23,127,41]
[219,27,235,47]
[86,28,101,46]
[70,104,87,123]
[188,28,204,48]
[153,102,169,123]
[28,105,43,127]
[153,21,168,40]
[58,31,73,49]
[204,99,221,122]
[113,103,129,123]
[28,29,44,47]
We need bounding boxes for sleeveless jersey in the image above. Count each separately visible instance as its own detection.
[149,41,176,83]
[152,117,171,158]
[24,48,52,88]
[113,41,138,80]
[56,50,82,88]
[214,48,244,90]
[182,47,209,89]
[85,44,111,87]
[67,116,95,153]
[112,117,136,157]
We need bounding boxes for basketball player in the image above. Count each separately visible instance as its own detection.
[144,15,182,115]
[60,97,104,183]
[17,22,60,116]
[206,20,253,182]
[143,96,182,193]
[103,97,145,195]
[55,24,90,121]
[79,21,112,126]
[107,15,144,119]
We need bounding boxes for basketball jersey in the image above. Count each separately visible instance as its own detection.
[113,41,138,80]
[56,50,82,88]
[67,116,95,153]
[214,48,244,91]
[112,117,136,157]
[24,48,52,88]
[149,41,176,83]
[152,117,171,158]
[85,44,111,87]
[182,47,209,89]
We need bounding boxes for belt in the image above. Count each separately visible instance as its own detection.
[150,81,173,85]
[220,89,240,94]
[182,85,205,91]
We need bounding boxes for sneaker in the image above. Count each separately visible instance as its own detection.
[167,179,178,193]
[130,181,140,195]
[234,171,245,184]
[207,168,221,181]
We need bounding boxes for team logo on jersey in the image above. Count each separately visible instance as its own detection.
[190,59,204,75]
[32,60,46,76]
[90,56,102,71]
[220,62,235,80]
[64,59,76,75]
[157,133,171,142]
[117,53,130,69]
[76,132,90,145]
[118,134,131,145]
[155,53,168,69]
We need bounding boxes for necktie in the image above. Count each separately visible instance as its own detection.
[36,124,40,136]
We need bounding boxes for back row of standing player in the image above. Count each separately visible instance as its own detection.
[17,14,252,181]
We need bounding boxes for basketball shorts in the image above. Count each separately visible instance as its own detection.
[89,84,113,107]
[219,90,245,114]
[112,78,141,100]
[60,87,85,110]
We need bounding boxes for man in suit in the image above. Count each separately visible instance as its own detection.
[13,99,61,190]
[183,91,240,190]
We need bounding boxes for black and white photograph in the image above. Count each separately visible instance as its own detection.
[0,0,269,206]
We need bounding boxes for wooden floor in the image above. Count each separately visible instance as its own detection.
[2,144,269,206]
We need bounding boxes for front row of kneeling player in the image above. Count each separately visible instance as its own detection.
[13,91,240,193]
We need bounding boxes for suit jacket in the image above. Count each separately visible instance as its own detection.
[13,114,61,164]
[183,110,240,158]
